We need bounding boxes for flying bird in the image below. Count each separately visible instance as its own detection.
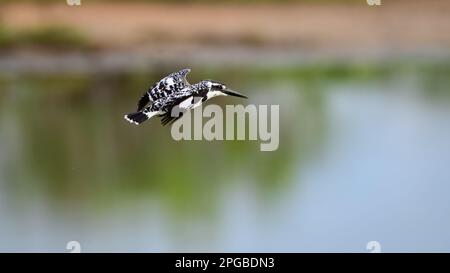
[124,69,248,126]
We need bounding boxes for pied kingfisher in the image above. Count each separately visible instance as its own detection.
[124,68,248,126]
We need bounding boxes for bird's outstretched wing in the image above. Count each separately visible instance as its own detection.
[137,68,191,111]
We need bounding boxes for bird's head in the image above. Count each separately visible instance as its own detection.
[201,80,248,99]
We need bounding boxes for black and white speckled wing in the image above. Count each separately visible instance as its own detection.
[137,68,191,111]
[149,87,199,125]
[150,87,192,112]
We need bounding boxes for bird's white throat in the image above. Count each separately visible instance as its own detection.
[206,91,223,100]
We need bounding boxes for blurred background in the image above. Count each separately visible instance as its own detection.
[0,0,450,252]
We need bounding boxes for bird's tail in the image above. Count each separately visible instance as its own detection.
[124,110,159,125]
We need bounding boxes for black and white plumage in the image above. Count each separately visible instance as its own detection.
[137,68,191,112]
[124,69,248,126]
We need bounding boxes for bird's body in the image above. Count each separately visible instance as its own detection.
[124,69,247,126]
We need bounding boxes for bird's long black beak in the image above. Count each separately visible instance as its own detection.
[223,88,248,99]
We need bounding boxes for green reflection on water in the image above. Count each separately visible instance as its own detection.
[0,62,448,218]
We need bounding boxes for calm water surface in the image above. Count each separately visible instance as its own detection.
[0,63,449,252]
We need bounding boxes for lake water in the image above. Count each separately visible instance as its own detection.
[0,62,449,252]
